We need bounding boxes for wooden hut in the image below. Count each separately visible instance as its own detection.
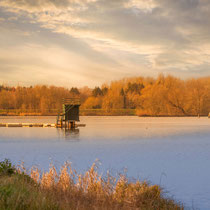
[56,98,81,129]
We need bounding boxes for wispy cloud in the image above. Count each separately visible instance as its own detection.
[0,0,210,86]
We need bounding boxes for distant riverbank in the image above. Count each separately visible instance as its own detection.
[0,109,136,116]
[0,109,208,117]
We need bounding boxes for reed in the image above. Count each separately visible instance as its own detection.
[0,159,183,210]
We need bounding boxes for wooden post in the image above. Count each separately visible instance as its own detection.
[70,121,75,129]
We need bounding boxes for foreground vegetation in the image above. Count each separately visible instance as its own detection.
[0,159,183,210]
[0,75,210,116]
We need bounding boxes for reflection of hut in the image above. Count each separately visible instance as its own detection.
[56,98,81,129]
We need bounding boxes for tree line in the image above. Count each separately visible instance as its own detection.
[0,75,210,116]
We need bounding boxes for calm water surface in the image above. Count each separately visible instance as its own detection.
[0,116,210,209]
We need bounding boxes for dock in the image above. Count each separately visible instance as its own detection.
[0,123,55,127]
[0,123,86,128]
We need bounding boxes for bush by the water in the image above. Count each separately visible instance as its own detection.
[0,160,183,210]
[0,159,16,176]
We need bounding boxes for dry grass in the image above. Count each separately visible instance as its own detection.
[29,162,182,210]
[0,160,183,210]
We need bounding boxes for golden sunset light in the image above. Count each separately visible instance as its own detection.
[0,2,210,210]
[0,0,210,87]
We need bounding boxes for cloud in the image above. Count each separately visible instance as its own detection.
[0,0,97,12]
[0,42,122,87]
[125,0,157,12]
[0,0,210,87]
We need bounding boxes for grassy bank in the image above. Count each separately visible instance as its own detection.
[0,109,136,116]
[1,109,207,117]
[0,159,183,210]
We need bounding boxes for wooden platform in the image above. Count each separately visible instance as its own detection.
[0,123,86,128]
[0,123,56,127]
[56,123,86,128]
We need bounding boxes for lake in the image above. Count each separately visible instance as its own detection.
[0,116,210,209]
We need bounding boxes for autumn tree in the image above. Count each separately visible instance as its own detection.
[0,75,209,116]
[70,87,80,96]
[92,87,103,97]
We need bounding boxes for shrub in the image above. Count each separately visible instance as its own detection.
[0,159,16,176]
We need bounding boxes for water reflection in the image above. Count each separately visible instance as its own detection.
[57,128,80,141]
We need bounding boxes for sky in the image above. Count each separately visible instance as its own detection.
[0,0,210,87]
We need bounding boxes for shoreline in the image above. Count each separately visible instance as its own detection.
[0,113,208,117]
[0,108,209,117]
